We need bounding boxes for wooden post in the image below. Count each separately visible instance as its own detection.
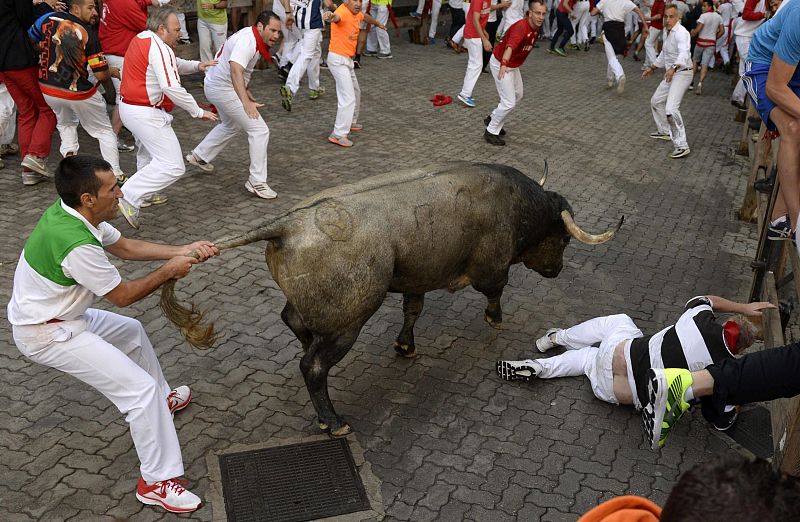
[739,125,772,223]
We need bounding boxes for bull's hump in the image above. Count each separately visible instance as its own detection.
[292,163,527,210]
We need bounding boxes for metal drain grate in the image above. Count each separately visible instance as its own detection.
[720,406,773,460]
[218,438,371,522]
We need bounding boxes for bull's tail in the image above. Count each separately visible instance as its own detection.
[160,220,286,350]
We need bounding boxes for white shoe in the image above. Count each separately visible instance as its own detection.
[185,151,214,172]
[616,75,626,95]
[535,328,560,352]
[245,180,277,199]
[496,360,538,382]
[22,171,48,185]
[669,147,691,159]
[21,154,52,177]
[117,198,140,229]
[167,385,192,415]
[136,477,201,513]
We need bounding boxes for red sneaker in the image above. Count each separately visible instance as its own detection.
[167,386,192,415]
[136,477,201,513]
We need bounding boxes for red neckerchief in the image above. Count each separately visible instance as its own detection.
[252,25,272,62]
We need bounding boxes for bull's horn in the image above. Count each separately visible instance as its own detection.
[538,160,548,187]
[561,210,624,245]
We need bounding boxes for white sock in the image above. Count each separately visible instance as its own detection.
[771,216,788,226]
[683,385,694,402]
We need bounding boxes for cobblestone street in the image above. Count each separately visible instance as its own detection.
[0,32,757,521]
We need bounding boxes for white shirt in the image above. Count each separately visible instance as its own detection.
[696,11,723,43]
[7,202,121,326]
[654,22,692,68]
[596,0,636,22]
[717,2,736,26]
[205,27,262,91]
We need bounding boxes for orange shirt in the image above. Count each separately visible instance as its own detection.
[329,4,364,58]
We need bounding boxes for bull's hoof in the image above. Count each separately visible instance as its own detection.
[393,342,417,358]
[484,312,503,329]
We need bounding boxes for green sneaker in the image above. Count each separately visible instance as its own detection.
[280,84,293,112]
[309,87,325,100]
[641,368,693,450]
[554,47,567,57]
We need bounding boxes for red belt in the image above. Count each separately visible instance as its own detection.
[46,318,64,324]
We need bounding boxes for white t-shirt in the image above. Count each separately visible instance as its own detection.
[717,2,736,26]
[7,202,122,326]
[696,11,722,43]
[596,0,636,22]
[204,26,263,91]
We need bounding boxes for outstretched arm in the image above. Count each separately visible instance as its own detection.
[705,295,776,316]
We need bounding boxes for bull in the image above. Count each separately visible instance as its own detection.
[163,162,623,436]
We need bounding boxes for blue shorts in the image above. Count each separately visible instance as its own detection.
[743,61,800,131]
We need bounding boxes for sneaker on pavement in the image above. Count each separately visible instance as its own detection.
[535,328,561,353]
[140,193,169,208]
[136,477,201,513]
[167,385,192,415]
[328,134,354,147]
[350,123,364,132]
[22,171,48,185]
[616,75,626,95]
[695,82,703,95]
[484,115,506,136]
[354,57,361,69]
[117,141,135,152]
[21,154,51,177]
[496,360,538,382]
[669,147,691,159]
[118,198,140,229]
[377,52,393,59]
[554,47,567,57]
[641,368,693,450]
[410,10,421,17]
[768,218,792,241]
[280,84,293,112]
[185,151,214,172]
[245,180,278,199]
[607,78,614,88]
[457,93,476,107]
[649,131,671,140]
[363,49,378,57]
[309,87,325,99]
[483,130,505,146]
[712,407,738,431]
[429,37,437,45]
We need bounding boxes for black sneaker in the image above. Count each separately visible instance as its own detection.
[483,115,506,136]
[754,172,776,194]
[768,218,792,241]
[354,54,362,69]
[712,407,738,431]
[484,130,505,146]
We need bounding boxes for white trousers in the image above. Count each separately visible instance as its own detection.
[716,27,730,65]
[532,314,643,404]
[193,85,270,184]
[198,18,228,63]
[452,3,472,44]
[328,52,360,138]
[570,1,590,44]
[643,27,661,67]
[487,56,522,135]
[366,5,391,53]
[177,12,189,40]
[119,102,186,208]
[427,0,443,39]
[12,309,184,483]
[285,28,322,94]
[44,91,122,175]
[459,38,484,99]
[650,69,692,149]
[732,35,752,104]
[603,36,625,82]
[0,82,16,144]
[106,54,124,104]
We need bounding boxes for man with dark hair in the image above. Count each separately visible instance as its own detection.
[117,6,217,229]
[498,296,770,433]
[643,337,800,450]
[186,10,282,198]
[29,0,126,179]
[7,155,219,513]
[484,0,546,145]
[0,0,57,184]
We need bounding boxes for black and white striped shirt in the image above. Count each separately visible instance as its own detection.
[627,296,734,408]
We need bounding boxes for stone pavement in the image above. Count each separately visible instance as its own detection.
[0,34,757,521]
